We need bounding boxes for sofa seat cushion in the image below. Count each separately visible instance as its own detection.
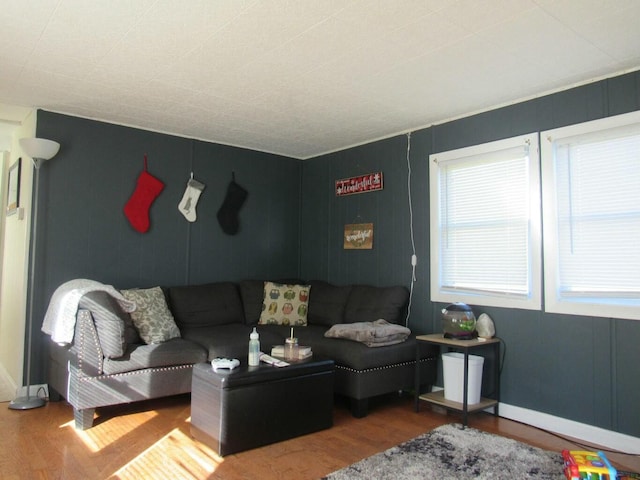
[319,336,418,371]
[169,282,244,328]
[180,324,287,361]
[344,285,409,324]
[102,338,207,375]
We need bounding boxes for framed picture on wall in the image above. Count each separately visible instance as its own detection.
[6,158,21,216]
[344,223,374,249]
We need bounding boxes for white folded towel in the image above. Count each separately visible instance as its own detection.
[41,278,136,344]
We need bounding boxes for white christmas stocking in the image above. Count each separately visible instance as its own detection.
[178,177,205,222]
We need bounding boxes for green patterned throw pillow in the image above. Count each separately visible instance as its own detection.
[258,282,310,326]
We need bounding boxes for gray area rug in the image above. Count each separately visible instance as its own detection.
[322,423,565,480]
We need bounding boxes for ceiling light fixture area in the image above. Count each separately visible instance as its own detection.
[9,137,60,411]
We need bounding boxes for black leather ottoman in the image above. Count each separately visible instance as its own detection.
[190,358,334,456]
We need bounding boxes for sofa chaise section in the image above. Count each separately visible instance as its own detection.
[236,280,437,417]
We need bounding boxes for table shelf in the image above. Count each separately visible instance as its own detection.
[415,333,501,426]
[419,390,498,413]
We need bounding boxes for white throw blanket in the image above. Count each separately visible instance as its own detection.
[41,279,137,344]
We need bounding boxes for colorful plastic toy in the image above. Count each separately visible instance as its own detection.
[562,450,617,480]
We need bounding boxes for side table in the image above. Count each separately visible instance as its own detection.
[415,333,500,426]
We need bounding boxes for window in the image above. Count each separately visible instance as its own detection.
[541,111,640,320]
[429,133,541,310]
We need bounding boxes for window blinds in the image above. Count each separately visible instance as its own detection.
[436,143,533,298]
[553,129,640,299]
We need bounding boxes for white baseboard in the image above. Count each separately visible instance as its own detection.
[428,386,640,454]
[498,403,640,455]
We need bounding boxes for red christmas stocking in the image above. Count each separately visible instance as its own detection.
[124,155,165,233]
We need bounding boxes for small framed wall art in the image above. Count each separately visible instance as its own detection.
[344,223,374,249]
[6,158,21,216]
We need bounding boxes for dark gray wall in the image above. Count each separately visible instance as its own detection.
[26,72,640,437]
[300,71,640,437]
[30,111,302,383]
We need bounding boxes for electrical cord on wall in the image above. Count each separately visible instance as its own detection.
[405,131,417,328]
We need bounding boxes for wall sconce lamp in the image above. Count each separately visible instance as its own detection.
[9,138,60,410]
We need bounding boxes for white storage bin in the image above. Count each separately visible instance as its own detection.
[442,352,484,404]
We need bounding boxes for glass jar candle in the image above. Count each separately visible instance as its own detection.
[284,336,299,361]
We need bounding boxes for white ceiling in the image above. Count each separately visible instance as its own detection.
[1,0,639,159]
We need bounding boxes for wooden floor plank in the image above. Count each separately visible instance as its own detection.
[0,393,638,479]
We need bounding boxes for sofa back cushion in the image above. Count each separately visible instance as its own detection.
[238,280,265,325]
[343,285,409,324]
[169,282,244,328]
[78,291,141,358]
[307,280,352,326]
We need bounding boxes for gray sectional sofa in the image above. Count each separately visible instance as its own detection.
[47,279,437,429]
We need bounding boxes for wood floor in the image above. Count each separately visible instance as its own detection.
[1,393,638,479]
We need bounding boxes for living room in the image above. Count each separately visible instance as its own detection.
[1,2,639,478]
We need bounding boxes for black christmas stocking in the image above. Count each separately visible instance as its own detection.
[217,176,248,235]
[124,155,165,233]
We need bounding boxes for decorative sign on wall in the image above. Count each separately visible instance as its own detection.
[344,223,374,250]
[335,172,383,196]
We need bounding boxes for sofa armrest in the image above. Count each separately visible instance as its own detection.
[78,291,140,358]
[73,309,105,376]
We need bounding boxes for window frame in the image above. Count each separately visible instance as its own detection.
[541,110,640,321]
[429,133,542,310]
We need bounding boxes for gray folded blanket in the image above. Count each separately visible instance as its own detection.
[324,319,411,347]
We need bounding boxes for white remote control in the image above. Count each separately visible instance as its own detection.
[211,358,240,372]
[259,353,289,367]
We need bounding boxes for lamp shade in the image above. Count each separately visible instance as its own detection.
[19,138,60,161]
